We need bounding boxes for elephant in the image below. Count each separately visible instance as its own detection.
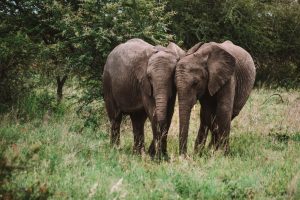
[175,40,256,155]
[103,38,185,158]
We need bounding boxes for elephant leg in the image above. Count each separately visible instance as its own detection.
[194,123,209,153]
[208,108,232,152]
[148,139,155,157]
[161,96,176,157]
[194,104,213,153]
[216,115,231,152]
[130,111,147,154]
[110,113,122,147]
[209,120,219,150]
[104,94,122,147]
[144,103,156,157]
[213,100,234,153]
[148,120,164,159]
[148,121,158,158]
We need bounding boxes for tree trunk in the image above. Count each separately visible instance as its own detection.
[56,75,67,104]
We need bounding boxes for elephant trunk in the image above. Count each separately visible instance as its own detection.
[178,99,192,155]
[155,92,168,129]
[153,91,168,158]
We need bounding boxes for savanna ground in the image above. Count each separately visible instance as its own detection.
[1,88,300,199]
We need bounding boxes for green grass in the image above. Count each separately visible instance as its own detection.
[1,88,300,199]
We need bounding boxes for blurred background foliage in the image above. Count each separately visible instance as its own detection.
[0,0,299,124]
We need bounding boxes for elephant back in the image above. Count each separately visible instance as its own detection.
[104,39,153,75]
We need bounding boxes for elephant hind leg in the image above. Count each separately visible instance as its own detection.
[130,110,147,154]
[110,112,122,147]
[104,89,122,147]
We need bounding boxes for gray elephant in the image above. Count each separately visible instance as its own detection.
[175,40,256,155]
[103,38,185,158]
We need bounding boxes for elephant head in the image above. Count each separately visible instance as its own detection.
[139,42,185,127]
[175,42,236,154]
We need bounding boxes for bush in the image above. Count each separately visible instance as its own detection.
[14,91,66,121]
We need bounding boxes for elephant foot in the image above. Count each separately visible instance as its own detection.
[133,146,145,155]
[194,144,205,155]
[217,143,230,156]
[148,140,169,161]
[110,142,120,150]
[148,141,156,158]
[110,136,120,148]
[215,137,230,155]
[161,152,169,161]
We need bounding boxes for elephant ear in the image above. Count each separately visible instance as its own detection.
[207,44,236,96]
[167,42,186,59]
[137,47,158,96]
[187,42,204,55]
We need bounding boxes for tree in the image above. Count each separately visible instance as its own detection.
[167,0,300,87]
[0,3,39,109]
[0,0,175,120]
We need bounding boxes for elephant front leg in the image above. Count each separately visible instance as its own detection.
[161,97,176,158]
[194,124,209,153]
[212,82,234,153]
[215,120,231,153]
[159,124,169,160]
[195,104,212,154]
[148,121,164,159]
[212,106,233,153]
[148,121,157,157]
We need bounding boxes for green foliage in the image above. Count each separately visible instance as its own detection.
[66,0,175,126]
[0,31,39,107]
[0,0,174,120]
[11,91,67,122]
[167,0,300,87]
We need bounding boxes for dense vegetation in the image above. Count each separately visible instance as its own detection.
[1,0,300,199]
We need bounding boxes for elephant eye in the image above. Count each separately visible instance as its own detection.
[192,79,198,86]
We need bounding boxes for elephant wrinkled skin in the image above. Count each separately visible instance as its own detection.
[175,40,256,155]
[103,38,185,158]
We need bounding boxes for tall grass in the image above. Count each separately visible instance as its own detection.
[0,88,299,199]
